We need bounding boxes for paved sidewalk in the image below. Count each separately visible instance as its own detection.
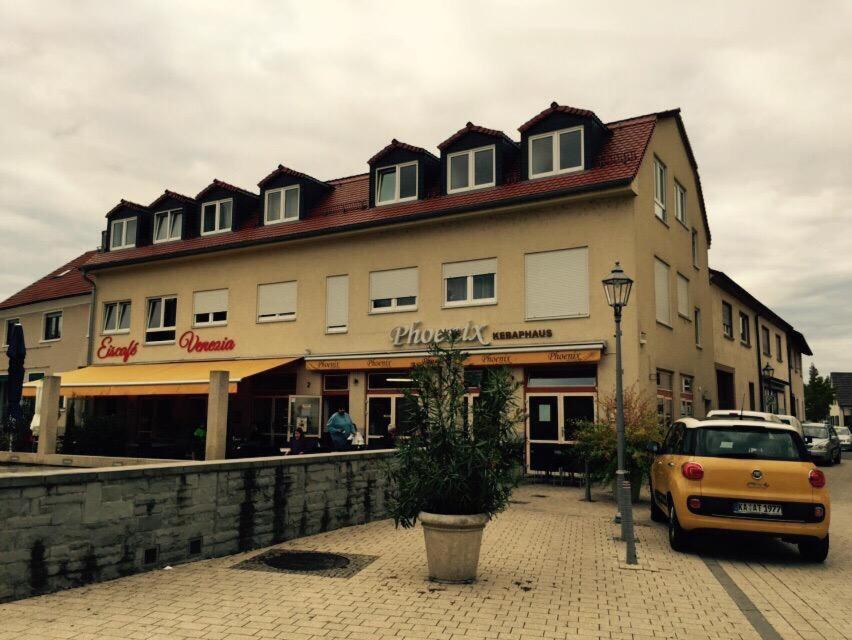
[1,468,849,640]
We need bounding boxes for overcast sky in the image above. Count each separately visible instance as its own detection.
[1,1,850,373]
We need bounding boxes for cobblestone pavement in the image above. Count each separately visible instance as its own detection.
[1,457,849,640]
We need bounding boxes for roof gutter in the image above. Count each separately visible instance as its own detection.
[83,177,634,273]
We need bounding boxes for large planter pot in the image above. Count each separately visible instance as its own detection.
[419,512,488,583]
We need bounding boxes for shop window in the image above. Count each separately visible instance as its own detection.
[289,396,321,437]
[676,273,689,319]
[443,258,496,307]
[265,185,300,224]
[253,396,289,447]
[654,258,671,325]
[657,369,673,424]
[368,372,414,390]
[257,281,297,322]
[680,374,694,417]
[103,301,131,334]
[42,311,62,341]
[110,217,137,250]
[528,127,583,178]
[323,374,349,391]
[369,267,418,313]
[448,146,495,193]
[525,247,588,320]
[376,162,418,205]
[145,296,177,343]
[4,318,20,346]
[153,209,182,243]
[201,199,233,235]
[326,274,349,333]
[653,157,667,222]
[193,289,228,327]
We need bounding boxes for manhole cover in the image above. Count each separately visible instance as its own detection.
[262,551,350,572]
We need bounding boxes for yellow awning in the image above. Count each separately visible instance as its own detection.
[21,357,299,397]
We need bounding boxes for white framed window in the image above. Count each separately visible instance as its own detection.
[654,157,667,222]
[528,126,584,178]
[443,258,497,307]
[447,146,495,193]
[193,289,228,327]
[42,311,62,342]
[4,318,20,346]
[675,181,687,224]
[375,162,418,205]
[145,296,177,343]
[103,301,131,334]
[370,267,418,313]
[676,273,690,319]
[265,185,300,224]
[326,275,349,334]
[654,258,671,325]
[722,302,734,338]
[201,199,233,235]
[681,374,694,394]
[110,217,137,250]
[257,281,297,323]
[153,209,182,243]
[525,247,589,320]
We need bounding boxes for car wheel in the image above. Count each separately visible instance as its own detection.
[650,486,666,523]
[799,534,829,562]
[835,450,842,464]
[668,499,690,552]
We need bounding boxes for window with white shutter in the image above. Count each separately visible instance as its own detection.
[655,258,671,325]
[524,247,589,320]
[369,267,418,312]
[326,275,349,333]
[257,281,297,322]
[193,289,228,327]
[443,258,497,306]
[676,273,689,319]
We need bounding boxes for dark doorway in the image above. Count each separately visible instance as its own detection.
[323,395,349,427]
[716,370,735,409]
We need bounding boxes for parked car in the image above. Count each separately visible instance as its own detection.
[835,426,852,451]
[777,414,803,433]
[803,423,842,465]
[648,417,830,562]
[706,409,803,437]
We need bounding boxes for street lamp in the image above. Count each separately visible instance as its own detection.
[602,262,636,565]
[762,363,775,412]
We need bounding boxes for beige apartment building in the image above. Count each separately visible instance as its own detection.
[12,102,808,470]
[709,269,809,419]
[0,251,94,422]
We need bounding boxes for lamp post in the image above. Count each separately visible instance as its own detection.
[602,262,636,565]
[762,363,775,413]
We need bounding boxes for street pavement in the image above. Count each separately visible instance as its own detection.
[0,455,850,640]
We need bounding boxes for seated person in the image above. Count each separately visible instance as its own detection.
[287,427,312,455]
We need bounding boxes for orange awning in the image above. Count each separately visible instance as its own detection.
[21,357,299,397]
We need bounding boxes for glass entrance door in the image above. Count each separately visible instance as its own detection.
[527,393,596,474]
[367,396,392,444]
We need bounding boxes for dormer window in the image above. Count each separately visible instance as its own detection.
[201,199,233,235]
[447,146,495,193]
[528,126,583,178]
[110,217,136,250]
[265,185,300,224]
[153,209,183,243]
[376,162,418,205]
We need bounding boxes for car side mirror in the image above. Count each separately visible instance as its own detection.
[646,441,660,453]
[804,435,813,444]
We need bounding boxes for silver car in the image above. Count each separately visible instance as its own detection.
[803,423,842,465]
[836,426,852,451]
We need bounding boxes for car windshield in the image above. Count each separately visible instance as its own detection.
[804,426,829,438]
[695,427,804,461]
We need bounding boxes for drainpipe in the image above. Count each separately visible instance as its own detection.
[754,312,764,411]
[83,271,97,366]
[786,334,794,416]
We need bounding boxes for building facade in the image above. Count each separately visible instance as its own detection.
[829,373,852,427]
[709,269,810,418]
[11,102,809,470]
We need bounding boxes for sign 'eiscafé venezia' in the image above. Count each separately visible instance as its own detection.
[96,331,235,361]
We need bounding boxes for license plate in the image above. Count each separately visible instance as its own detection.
[733,502,783,516]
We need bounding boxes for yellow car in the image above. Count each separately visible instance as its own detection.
[649,417,830,561]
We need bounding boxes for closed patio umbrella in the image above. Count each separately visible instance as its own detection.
[4,323,26,448]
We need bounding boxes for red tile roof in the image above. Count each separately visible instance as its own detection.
[257,164,330,189]
[518,101,607,133]
[105,199,148,218]
[0,251,97,310]
[149,189,196,208]
[196,179,258,200]
[437,122,516,151]
[368,139,439,165]
[86,113,663,271]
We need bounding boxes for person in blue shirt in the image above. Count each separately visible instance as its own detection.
[326,408,355,451]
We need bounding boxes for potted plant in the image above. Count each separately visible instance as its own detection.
[574,388,665,503]
[387,339,524,583]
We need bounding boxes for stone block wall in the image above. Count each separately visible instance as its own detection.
[0,450,394,602]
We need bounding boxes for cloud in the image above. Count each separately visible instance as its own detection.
[0,0,850,371]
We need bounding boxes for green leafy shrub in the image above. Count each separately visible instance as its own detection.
[387,339,524,528]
